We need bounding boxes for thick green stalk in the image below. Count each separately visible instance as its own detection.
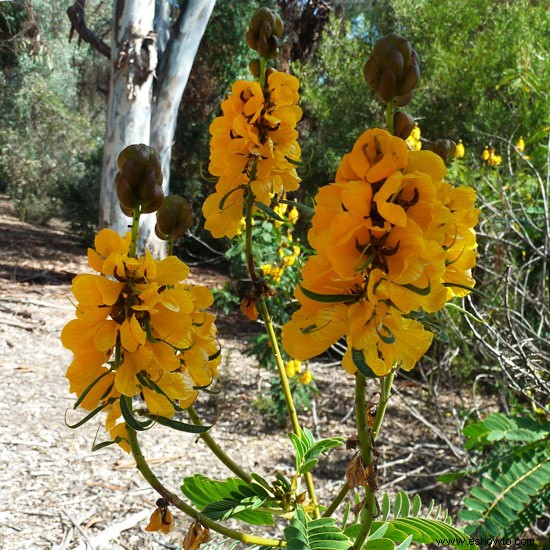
[128,206,141,258]
[352,373,376,549]
[244,189,257,282]
[187,406,252,483]
[126,426,285,547]
[259,57,267,88]
[256,299,320,517]
[385,101,395,135]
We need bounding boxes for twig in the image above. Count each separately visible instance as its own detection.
[62,510,97,550]
[66,0,110,59]
[393,389,465,460]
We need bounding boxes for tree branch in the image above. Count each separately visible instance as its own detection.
[67,0,111,60]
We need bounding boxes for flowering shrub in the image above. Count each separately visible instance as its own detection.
[61,10,483,549]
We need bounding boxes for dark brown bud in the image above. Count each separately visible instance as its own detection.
[393,111,415,139]
[364,33,420,104]
[394,91,414,107]
[140,185,164,214]
[246,8,283,59]
[115,144,164,215]
[155,195,194,241]
[425,139,457,164]
[249,59,261,78]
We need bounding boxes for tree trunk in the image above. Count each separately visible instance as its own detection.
[141,0,216,254]
[99,0,157,237]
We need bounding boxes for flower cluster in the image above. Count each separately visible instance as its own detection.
[282,128,478,376]
[61,229,221,449]
[284,359,312,385]
[482,146,502,167]
[202,71,302,239]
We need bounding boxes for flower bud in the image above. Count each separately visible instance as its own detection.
[155,195,194,241]
[364,33,420,104]
[425,139,457,164]
[246,7,283,60]
[115,144,164,214]
[249,58,261,78]
[393,111,415,139]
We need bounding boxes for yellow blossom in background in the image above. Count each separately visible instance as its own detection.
[282,128,479,377]
[203,72,302,239]
[285,358,302,377]
[288,206,300,224]
[406,122,422,151]
[455,139,465,158]
[61,229,221,450]
[514,136,530,160]
[482,146,502,167]
[300,368,312,385]
[515,136,525,153]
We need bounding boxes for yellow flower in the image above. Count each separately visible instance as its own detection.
[482,147,490,161]
[515,136,525,153]
[406,123,422,151]
[300,368,313,385]
[282,128,478,377]
[455,139,465,158]
[203,72,302,239]
[61,228,220,449]
[288,206,300,224]
[285,359,302,377]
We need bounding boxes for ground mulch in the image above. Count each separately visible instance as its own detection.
[0,196,485,549]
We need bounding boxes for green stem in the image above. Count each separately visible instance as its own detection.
[128,206,141,258]
[244,189,257,282]
[126,426,285,547]
[371,371,395,440]
[256,299,320,517]
[321,371,396,522]
[167,235,174,256]
[323,481,350,518]
[187,406,252,483]
[385,101,395,135]
[353,373,375,550]
[259,57,267,88]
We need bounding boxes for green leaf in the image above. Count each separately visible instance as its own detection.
[289,428,345,476]
[299,284,358,304]
[364,539,395,549]
[459,441,550,540]
[119,395,154,431]
[351,348,380,379]
[65,402,109,429]
[364,493,471,547]
[285,506,352,550]
[181,475,274,526]
[143,414,211,433]
[254,201,285,221]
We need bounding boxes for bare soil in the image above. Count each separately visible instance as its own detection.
[0,196,484,549]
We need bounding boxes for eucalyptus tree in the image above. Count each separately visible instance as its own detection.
[67,0,215,253]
